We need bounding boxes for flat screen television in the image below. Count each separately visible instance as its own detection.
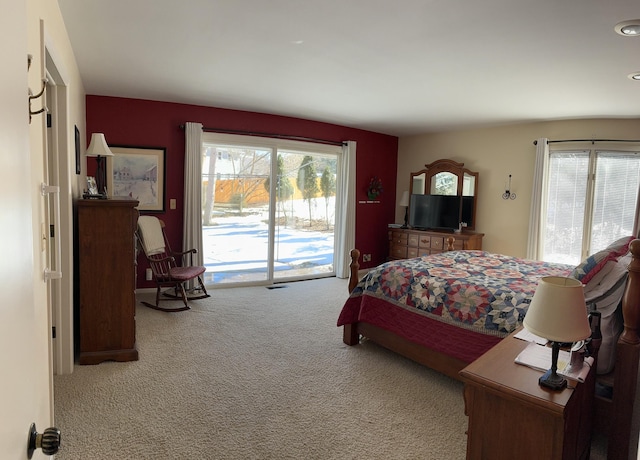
[409,194,461,231]
[461,195,474,228]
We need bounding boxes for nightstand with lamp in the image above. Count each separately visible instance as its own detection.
[460,276,595,460]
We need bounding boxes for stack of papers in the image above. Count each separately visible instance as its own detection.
[514,328,548,345]
[514,341,593,383]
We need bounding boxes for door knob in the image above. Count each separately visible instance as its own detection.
[27,423,61,458]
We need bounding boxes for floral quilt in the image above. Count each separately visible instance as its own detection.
[345,250,573,337]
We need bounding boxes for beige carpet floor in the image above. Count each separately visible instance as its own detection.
[54,277,612,459]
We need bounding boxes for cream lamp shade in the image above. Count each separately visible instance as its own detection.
[523,276,591,390]
[523,276,591,343]
[85,133,114,157]
[399,190,410,207]
[85,133,113,196]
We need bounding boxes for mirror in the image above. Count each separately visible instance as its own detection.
[431,171,458,195]
[408,159,479,230]
[411,172,426,195]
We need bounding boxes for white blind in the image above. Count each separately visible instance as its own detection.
[543,150,640,264]
[544,151,589,264]
[591,152,640,252]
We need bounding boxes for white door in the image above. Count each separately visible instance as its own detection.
[1,1,54,458]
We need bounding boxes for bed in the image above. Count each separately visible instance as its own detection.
[338,237,640,460]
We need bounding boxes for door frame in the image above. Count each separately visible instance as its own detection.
[44,33,75,375]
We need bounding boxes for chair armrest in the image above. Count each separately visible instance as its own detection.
[172,248,198,256]
[171,248,198,266]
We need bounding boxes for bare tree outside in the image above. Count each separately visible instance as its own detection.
[202,147,270,223]
[264,154,294,225]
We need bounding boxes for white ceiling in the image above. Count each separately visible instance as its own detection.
[57,0,640,137]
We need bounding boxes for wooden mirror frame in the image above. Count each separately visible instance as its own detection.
[409,159,479,231]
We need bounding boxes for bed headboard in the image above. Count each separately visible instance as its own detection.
[606,239,640,459]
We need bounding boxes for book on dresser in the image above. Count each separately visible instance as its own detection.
[388,227,484,260]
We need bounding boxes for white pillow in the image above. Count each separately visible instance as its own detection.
[583,254,631,303]
[584,254,631,374]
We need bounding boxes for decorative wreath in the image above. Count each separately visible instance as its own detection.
[367,176,383,199]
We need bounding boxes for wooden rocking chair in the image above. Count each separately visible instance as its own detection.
[136,216,209,312]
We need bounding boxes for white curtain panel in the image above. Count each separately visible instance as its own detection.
[335,140,356,278]
[526,138,549,260]
[183,122,204,282]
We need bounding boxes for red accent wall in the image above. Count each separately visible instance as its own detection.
[86,96,397,287]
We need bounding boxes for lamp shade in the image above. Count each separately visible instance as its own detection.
[85,133,114,157]
[399,190,410,207]
[523,276,591,343]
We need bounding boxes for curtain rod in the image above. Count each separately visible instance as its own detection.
[179,124,346,147]
[533,138,640,145]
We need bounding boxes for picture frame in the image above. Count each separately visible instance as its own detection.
[107,145,166,212]
[86,176,99,195]
[75,125,81,175]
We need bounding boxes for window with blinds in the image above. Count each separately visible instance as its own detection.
[543,150,640,265]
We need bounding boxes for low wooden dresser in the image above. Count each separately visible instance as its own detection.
[459,331,594,460]
[388,228,484,260]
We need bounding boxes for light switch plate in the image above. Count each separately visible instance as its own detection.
[170,199,176,210]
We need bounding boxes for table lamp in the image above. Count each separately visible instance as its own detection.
[85,133,114,196]
[523,276,591,390]
[399,191,410,228]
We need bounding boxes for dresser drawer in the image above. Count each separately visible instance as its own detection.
[430,237,444,250]
[418,236,431,248]
[388,228,484,261]
[390,244,408,259]
[390,231,408,246]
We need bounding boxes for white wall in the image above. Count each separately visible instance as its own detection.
[397,118,640,257]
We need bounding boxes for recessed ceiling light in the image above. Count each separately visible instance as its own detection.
[628,72,640,80]
[615,20,640,36]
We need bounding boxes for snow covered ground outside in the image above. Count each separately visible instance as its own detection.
[202,199,335,284]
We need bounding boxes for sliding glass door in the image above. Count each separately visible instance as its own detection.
[272,149,337,281]
[201,134,340,286]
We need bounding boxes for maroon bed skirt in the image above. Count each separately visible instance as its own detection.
[337,294,503,364]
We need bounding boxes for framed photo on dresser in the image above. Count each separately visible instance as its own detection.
[86,176,98,195]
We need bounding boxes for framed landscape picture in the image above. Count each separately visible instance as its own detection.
[107,145,166,212]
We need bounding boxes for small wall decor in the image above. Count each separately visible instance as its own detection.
[367,176,383,200]
[502,174,516,200]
